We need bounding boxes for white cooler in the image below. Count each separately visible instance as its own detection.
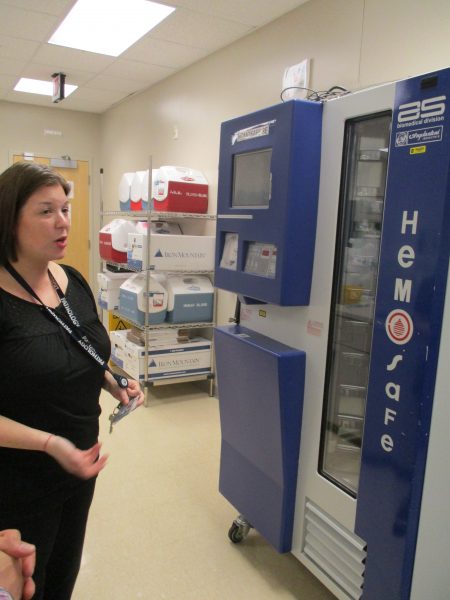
[130,170,144,211]
[118,172,134,211]
[166,275,214,323]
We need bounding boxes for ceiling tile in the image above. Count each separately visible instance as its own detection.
[0,4,59,42]
[0,72,17,88]
[33,44,114,74]
[72,86,129,104]
[124,37,209,69]
[0,0,310,113]
[3,87,109,113]
[169,0,309,27]
[83,74,146,93]
[102,59,175,83]
[21,62,96,86]
[150,8,254,50]
[0,0,74,17]
[0,56,28,75]
[0,34,40,61]
[56,95,113,113]
[4,89,58,107]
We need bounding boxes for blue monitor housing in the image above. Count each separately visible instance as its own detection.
[215,99,323,305]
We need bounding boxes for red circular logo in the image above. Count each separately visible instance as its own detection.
[385,309,414,345]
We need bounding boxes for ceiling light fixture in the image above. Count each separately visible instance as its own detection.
[48,0,175,57]
[14,77,77,98]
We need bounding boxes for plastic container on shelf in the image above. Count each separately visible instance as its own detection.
[97,267,132,310]
[165,274,214,323]
[99,219,137,263]
[130,170,146,211]
[153,166,208,213]
[118,172,134,211]
[118,272,167,325]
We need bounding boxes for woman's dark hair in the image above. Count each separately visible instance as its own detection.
[0,161,70,265]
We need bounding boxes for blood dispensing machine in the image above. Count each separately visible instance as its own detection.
[214,67,450,599]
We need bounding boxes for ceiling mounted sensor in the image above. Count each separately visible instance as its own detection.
[48,0,176,57]
[52,72,66,103]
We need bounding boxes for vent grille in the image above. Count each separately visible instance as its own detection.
[302,500,366,599]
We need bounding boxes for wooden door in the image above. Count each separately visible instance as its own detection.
[13,155,90,282]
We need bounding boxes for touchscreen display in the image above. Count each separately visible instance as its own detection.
[232,149,272,208]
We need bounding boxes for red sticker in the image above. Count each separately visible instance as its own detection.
[385,309,414,345]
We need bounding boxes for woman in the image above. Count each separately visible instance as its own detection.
[0,161,143,599]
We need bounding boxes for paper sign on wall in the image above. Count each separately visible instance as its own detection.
[282,59,310,100]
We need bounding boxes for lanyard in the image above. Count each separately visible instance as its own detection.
[4,263,128,389]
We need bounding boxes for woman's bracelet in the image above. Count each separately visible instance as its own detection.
[43,433,54,452]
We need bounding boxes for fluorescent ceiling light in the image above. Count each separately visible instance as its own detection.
[14,78,77,97]
[48,0,175,57]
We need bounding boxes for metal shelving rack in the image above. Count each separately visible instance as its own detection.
[99,166,217,404]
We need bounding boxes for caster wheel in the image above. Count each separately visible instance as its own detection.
[228,523,245,544]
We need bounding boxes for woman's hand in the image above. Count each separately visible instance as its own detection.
[45,436,108,480]
[103,371,145,408]
[0,529,36,600]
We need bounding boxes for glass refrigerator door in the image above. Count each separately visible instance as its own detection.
[319,112,391,496]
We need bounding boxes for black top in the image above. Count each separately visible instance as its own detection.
[0,265,110,513]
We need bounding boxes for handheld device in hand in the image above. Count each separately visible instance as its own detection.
[109,396,139,433]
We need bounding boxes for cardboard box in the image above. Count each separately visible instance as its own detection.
[110,331,211,381]
[110,329,130,352]
[152,234,215,272]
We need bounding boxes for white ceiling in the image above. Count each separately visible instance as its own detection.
[0,0,309,114]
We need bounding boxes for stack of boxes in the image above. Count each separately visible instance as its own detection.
[99,166,214,382]
[110,329,212,382]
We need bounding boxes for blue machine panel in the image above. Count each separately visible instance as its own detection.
[215,99,322,305]
[356,69,450,599]
[214,325,306,552]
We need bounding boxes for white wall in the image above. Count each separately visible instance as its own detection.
[1,0,450,320]
[0,101,102,279]
[0,101,101,172]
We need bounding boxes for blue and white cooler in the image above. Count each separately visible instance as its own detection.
[119,272,167,325]
[166,275,214,323]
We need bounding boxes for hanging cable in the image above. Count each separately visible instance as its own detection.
[280,84,350,103]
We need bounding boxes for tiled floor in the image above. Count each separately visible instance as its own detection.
[72,384,335,599]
